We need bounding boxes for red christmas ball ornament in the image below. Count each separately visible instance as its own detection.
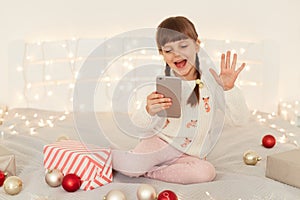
[0,170,6,187]
[262,134,276,148]
[62,174,81,192]
[157,190,178,200]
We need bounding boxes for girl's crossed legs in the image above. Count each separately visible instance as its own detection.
[112,136,216,184]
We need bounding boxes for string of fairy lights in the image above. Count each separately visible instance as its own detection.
[252,106,299,147]
[15,37,261,111]
[21,38,81,109]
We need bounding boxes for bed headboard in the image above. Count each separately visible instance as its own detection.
[8,36,279,113]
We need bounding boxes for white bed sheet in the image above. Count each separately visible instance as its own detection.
[0,108,300,200]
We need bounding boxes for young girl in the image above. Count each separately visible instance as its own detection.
[112,16,249,184]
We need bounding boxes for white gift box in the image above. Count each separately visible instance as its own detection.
[0,146,16,176]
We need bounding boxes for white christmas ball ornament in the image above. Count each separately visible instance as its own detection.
[136,184,156,200]
[104,189,126,200]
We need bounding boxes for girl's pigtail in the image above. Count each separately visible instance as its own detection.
[165,64,171,76]
[187,54,201,107]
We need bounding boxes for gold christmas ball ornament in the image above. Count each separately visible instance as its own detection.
[45,169,64,187]
[136,184,157,200]
[104,189,127,200]
[243,150,262,165]
[3,176,23,195]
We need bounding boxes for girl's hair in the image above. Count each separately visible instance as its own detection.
[156,16,201,106]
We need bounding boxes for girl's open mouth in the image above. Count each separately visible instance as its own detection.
[175,60,187,68]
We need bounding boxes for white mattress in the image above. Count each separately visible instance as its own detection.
[0,108,300,200]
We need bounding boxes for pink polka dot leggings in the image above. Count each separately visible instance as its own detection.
[112,136,216,184]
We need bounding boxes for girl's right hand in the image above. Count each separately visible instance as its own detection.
[146,92,172,116]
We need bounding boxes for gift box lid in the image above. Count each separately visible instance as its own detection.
[268,148,300,162]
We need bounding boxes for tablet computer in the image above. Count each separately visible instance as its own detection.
[156,76,181,118]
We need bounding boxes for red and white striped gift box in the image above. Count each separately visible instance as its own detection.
[43,140,112,191]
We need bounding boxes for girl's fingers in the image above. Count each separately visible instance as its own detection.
[225,51,231,69]
[148,97,171,106]
[149,102,172,114]
[147,92,163,100]
[220,53,225,71]
[235,63,246,75]
[152,102,172,110]
[231,53,237,70]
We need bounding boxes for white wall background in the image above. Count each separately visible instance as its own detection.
[1,0,300,112]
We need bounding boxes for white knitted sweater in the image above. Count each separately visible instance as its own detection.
[130,77,249,158]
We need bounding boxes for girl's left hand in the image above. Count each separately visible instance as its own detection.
[209,51,245,91]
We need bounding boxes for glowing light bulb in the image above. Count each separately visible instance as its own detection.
[68,52,74,58]
[267,114,273,119]
[257,115,262,119]
[135,101,141,109]
[45,75,51,80]
[278,128,285,133]
[240,48,246,54]
[16,66,23,72]
[245,65,251,71]
[47,91,53,96]
[69,84,74,89]
[34,94,39,100]
[103,77,110,82]
[27,83,32,89]
[38,119,45,127]
[25,120,30,126]
[128,64,134,70]
[59,115,66,121]
[123,61,129,66]
[30,128,37,135]
[8,125,15,129]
